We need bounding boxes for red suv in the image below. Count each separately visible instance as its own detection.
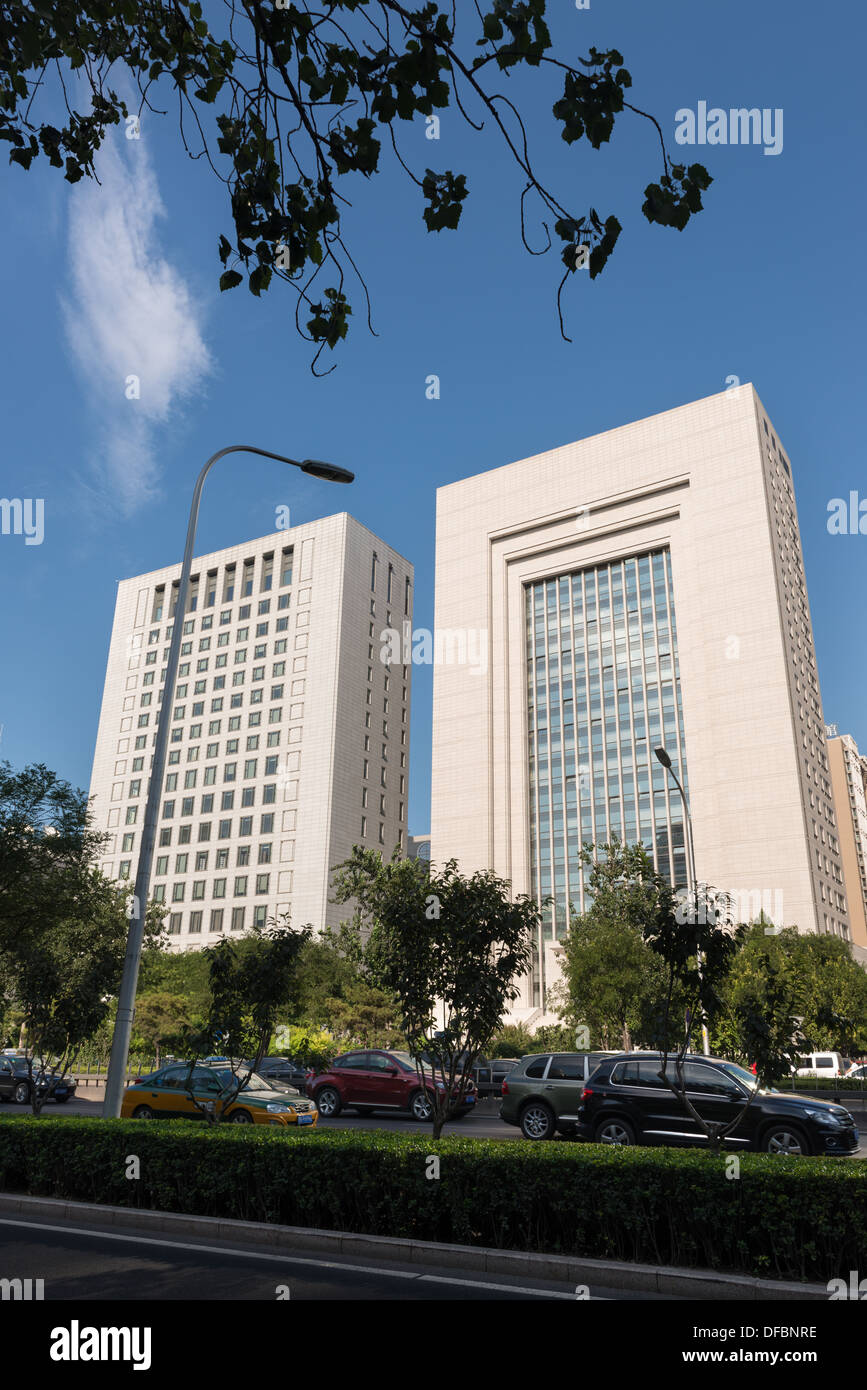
[307,1049,476,1121]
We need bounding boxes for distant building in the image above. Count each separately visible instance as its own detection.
[827,733,867,955]
[431,385,851,1023]
[408,834,431,862]
[89,513,413,945]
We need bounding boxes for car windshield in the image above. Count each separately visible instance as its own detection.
[388,1051,419,1073]
[210,1067,276,1092]
[718,1061,760,1091]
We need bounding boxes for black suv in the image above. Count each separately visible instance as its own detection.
[577,1053,860,1156]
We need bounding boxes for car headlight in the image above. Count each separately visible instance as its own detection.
[804,1109,843,1127]
[266,1103,290,1113]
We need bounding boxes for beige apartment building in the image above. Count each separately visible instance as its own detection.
[431,385,851,1023]
[828,733,867,953]
[90,513,412,945]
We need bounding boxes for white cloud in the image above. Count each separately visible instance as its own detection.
[62,136,213,515]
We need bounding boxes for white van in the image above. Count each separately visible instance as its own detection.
[794,1052,851,1078]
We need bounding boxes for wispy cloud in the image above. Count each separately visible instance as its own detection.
[62,135,213,515]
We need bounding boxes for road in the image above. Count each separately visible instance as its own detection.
[0,1210,674,1300]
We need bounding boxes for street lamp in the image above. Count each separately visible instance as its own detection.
[103,445,354,1117]
[654,745,710,1056]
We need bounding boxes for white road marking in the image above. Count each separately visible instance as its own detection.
[0,1217,594,1298]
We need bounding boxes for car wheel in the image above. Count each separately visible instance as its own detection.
[761,1123,811,1156]
[13,1082,31,1106]
[132,1105,155,1119]
[315,1086,342,1118]
[594,1118,636,1146]
[230,1109,253,1124]
[520,1101,556,1140]
[409,1089,435,1121]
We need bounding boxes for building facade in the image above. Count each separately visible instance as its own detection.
[431,385,849,1023]
[90,513,412,945]
[827,732,867,954]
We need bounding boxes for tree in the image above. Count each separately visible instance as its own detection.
[487,1023,536,1058]
[0,762,166,1112]
[176,921,311,1121]
[558,840,674,1050]
[641,871,749,1153]
[292,929,403,1046]
[333,846,540,1139]
[3,872,165,1113]
[0,762,108,952]
[0,3,711,369]
[131,991,193,1065]
[714,925,867,1071]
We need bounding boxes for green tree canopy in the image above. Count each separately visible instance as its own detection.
[0,2,710,367]
[333,846,540,1137]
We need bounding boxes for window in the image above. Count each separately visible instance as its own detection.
[258,843,272,864]
[216,849,229,869]
[210,909,224,933]
[234,876,248,896]
[231,907,245,932]
[237,846,251,867]
[213,879,226,898]
[256,874,270,894]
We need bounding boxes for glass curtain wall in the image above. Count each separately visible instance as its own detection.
[526,549,689,1008]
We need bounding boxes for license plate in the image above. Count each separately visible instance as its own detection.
[465,1094,476,1104]
[297,1113,314,1125]
[54,1089,67,1096]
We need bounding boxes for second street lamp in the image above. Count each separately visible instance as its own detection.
[654,744,711,1057]
[103,445,354,1118]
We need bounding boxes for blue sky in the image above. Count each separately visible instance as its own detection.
[1,0,865,837]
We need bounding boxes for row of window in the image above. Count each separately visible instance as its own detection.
[152,550,294,622]
[164,906,269,934]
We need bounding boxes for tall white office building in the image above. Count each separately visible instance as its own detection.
[431,385,851,1023]
[90,513,413,945]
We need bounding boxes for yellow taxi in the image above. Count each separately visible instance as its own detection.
[120,1061,319,1127]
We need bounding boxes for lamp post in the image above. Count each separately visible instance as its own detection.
[103,446,354,1118]
[654,745,710,1056]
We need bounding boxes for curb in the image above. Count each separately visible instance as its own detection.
[0,1192,829,1300]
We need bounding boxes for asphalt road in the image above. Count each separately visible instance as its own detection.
[0,1211,668,1300]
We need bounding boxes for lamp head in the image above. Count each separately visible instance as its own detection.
[654,746,672,769]
[300,459,354,484]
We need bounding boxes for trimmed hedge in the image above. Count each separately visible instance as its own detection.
[0,1116,864,1283]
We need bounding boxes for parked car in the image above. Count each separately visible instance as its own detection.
[121,1062,318,1126]
[794,1052,852,1078]
[248,1056,311,1091]
[576,1052,859,1156]
[846,1063,867,1080]
[0,1055,76,1106]
[500,1052,620,1139]
[473,1057,521,1097]
[307,1048,477,1120]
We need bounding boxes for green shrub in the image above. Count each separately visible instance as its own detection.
[0,1117,862,1283]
